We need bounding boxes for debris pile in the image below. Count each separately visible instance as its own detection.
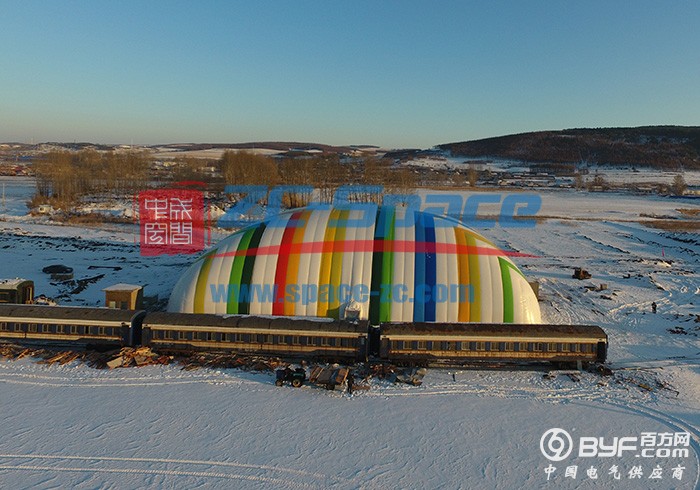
[1,344,58,362]
[38,351,82,366]
[103,347,172,369]
[395,367,428,386]
[308,365,349,390]
[572,267,592,280]
[178,352,286,372]
[614,372,680,397]
[368,363,398,379]
[0,342,286,372]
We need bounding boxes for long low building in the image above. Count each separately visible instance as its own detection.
[168,205,541,325]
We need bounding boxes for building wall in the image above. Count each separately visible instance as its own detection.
[106,289,143,309]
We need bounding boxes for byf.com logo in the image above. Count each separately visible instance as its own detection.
[540,428,574,461]
[538,428,692,483]
[539,428,691,461]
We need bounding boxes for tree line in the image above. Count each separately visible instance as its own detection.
[31,148,419,210]
[217,150,417,207]
[33,150,150,206]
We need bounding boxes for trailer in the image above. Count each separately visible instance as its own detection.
[308,365,349,391]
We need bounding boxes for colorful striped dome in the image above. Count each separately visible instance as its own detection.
[168,205,541,324]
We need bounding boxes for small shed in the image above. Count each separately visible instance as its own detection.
[0,278,34,304]
[104,283,143,310]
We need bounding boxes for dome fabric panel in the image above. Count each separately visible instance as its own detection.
[168,205,541,324]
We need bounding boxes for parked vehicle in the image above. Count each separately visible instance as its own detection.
[275,367,306,387]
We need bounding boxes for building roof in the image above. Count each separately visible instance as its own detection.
[103,283,143,292]
[145,311,368,333]
[380,322,607,339]
[0,278,32,290]
[0,304,144,323]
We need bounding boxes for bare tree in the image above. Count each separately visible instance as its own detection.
[588,173,607,191]
[467,164,478,187]
[220,150,278,186]
[671,174,687,196]
[278,158,314,207]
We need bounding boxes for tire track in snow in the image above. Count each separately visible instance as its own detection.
[0,376,250,388]
[0,453,355,488]
[367,367,700,485]
[369,375,700,486]
[0,464,308,488]
[0,369,266,388]
[366,383,602,402]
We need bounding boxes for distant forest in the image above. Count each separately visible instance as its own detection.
[438,126,700,169]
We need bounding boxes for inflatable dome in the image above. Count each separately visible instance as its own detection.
[168,205,541,324]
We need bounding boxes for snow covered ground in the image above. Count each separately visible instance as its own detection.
[0,179,699,489]
[405,155,700,187]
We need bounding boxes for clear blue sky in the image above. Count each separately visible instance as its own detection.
[1,1,699,148]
